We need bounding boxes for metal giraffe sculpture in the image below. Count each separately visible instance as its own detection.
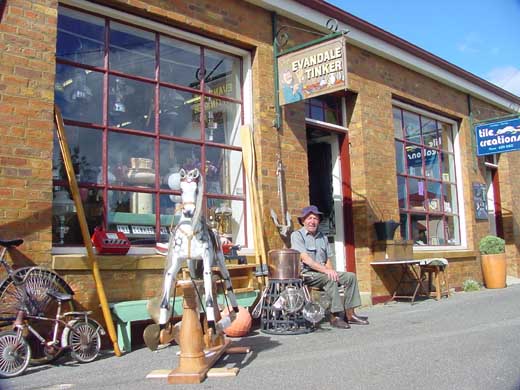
[155,168,239,331]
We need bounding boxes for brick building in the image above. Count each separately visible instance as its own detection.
[1,0,520,316]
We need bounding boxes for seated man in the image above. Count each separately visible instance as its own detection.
[290,205,369,329]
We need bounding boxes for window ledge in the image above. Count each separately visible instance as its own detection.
[52,254,165,271]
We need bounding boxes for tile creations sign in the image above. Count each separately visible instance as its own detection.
[475,116,520,156]
[277,36,347,106]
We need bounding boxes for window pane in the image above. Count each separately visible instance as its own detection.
[397,176,407,208]
[159,194,179,234]
[403,111,421,143]
[55,65,103,124]
[395,141,406,174]
[440,123,454,152]
[405,145,423,176]
[53,188,104,246]
[393,107,403,138]
[107,190,158,244]
[206,147,243,196]
[446,215,460,245]
[160,37,201,88]
[57,7,104,67]
[411,214,427,245]
[108,132,155,187]
[426,181,441,212]
[310,104,324,121]
[160,87,201,139]
[441,152,455,182]
[428,216,444,245]
[399,213,409,240]
[204,98,241,145]
[424,147,440,179]
[204,49,241,100]
[207,199,245,244]
[422,117,439,148]
[109,22,155,79]
[443,183,458,214]
[160,140,202,190]
[409,178,425,210]
[108,76,155,132]
[53,126,102,185]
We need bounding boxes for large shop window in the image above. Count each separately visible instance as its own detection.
[394,106,461,247]
[52,6,245,248]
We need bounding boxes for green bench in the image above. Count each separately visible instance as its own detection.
[110,290,259,352]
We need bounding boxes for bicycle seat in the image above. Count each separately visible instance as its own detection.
[46,290,73,302]
[0,238,24,248]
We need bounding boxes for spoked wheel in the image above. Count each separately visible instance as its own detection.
[68,320,102,363]
[0,330,31,378]
[0,267,73,365]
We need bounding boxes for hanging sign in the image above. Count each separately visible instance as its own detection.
[277,36,347,106]
[475,117,520,156]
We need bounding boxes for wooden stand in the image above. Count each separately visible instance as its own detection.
[164,280,249,384]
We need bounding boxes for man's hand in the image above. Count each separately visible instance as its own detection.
[324,268,339,282]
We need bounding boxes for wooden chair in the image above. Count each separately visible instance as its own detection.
[419,259,450,300]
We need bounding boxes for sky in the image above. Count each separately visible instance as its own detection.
[328,0,520,98]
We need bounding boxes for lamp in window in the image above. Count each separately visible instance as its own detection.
[53,188,76,245]
[206,110,218,141]
[109,77,133,116]
[65,69,93,103]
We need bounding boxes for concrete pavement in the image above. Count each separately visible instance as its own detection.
[3,284,520,390]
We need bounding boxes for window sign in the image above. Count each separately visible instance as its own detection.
[473,182,488,220]
[475,117,520,156]
[277,36,347,105]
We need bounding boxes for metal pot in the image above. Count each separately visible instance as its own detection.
[268,249,301,279]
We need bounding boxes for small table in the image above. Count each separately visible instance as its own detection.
[371,259,432,304]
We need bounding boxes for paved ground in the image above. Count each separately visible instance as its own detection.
[2,284,520,390]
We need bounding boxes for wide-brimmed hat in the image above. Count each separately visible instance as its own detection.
[297,205,323,225]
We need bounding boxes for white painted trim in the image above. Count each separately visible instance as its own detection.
[392,99,467,250]
[247,0,519,112]
[305,118,348,132]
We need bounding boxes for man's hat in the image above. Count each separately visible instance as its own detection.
[297,205,323,225]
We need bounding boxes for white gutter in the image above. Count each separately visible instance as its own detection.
[247,0,520,113]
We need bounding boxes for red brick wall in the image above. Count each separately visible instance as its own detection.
[0,0,58,271]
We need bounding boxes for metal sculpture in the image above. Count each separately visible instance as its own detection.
[153,168,239,332]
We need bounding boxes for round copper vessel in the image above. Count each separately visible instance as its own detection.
[268,249,301,279]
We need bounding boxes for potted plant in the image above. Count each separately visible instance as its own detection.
[479,235,506,289]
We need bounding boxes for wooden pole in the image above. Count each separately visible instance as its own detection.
[54,105,122,357]
[240,125,267,287]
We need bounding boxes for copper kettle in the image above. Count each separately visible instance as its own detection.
[268,249,301,279]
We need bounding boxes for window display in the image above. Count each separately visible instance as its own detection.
[52,6,246,247]
[394,106,460,246]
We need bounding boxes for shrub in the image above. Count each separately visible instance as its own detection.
[479,235,505,255]
[462,279,481,292]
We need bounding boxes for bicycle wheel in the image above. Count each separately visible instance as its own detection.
[68,320,101,363]
[0,330,31,378]
[0,267,74,365]
[0,267,74,321]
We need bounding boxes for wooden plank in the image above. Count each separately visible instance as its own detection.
[207,367,239,377]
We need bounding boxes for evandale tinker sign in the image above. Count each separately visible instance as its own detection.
[277,36,347,106]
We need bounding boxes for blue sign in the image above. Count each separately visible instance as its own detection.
[475,117,520,156]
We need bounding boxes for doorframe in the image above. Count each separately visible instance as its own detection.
[305,118,356,273]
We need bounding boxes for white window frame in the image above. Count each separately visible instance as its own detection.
[392,99,467,251]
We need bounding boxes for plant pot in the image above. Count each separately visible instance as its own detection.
[481,253,507,289]
[374,220,400,241]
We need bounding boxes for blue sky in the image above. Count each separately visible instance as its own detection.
[328,0,520,97]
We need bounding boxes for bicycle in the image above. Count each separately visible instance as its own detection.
[0,288,106,377]
[0,238,75,364]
